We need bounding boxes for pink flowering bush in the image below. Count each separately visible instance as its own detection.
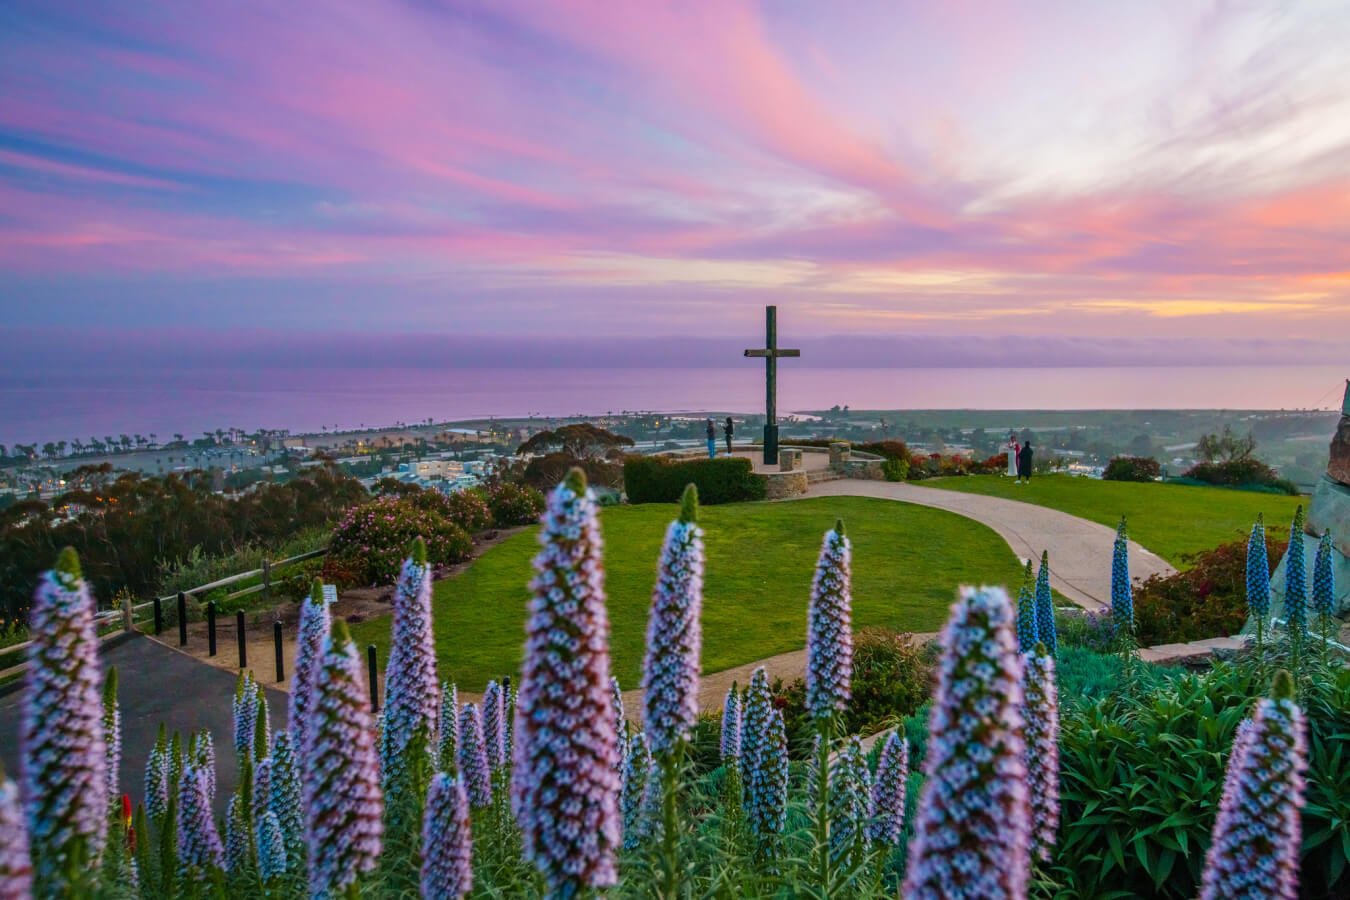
[485,481,546,527]
[325,496,472,585]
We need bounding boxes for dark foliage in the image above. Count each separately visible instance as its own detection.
[522,453,623,492]
[517,423,634,460]
[1056,655,1350,899]
[622,455,765,505]
[1133,536,1287,646]
[0,465,366,625]
[1182,456,1291,492]
[1103,456,1162,482]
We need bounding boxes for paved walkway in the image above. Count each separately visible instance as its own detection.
[803,479,1175,611]
[0,634,287,815]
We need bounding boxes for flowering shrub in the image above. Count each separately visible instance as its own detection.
[485,481,545,527]
[409,487,493,534]
[1134,537,1287,645]
[325,496,472,585]
[1104,456,1161,482]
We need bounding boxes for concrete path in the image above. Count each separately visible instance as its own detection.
[803,479,1175,611]
[0,634,287,815]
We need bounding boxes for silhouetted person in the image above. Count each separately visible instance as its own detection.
[1016,439,1034,484]
[723,417,734,455]
[706,418,716,459]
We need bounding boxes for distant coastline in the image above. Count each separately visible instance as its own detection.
[1,364,1344,448]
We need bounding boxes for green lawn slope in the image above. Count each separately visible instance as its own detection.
[922,474,1303,566]
[350,496,1025,691]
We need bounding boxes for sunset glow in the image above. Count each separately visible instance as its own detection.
[1,1,1348,342]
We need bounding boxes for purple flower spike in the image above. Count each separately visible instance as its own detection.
[806,521,852,721]
[456,704,492,808]
[904,586,1030,900]
[302,620,384,899]
[828,736,872,870]
[744,708,788,850]
[739,667,774,781]
[224,794,250,874]
[611,676,627,777]
[1199,671,1308,900]
[1313,532,1336,620]
[720,686,742,764]
[267,731,303,866]
[233,671,260,760]
[177,763,224,882]
[1247,515,1271,620]
[383,540,441,805]
[421,772,474,900]
[256,811,287,881]
[289,580,332,758]
[482,680,505,770]
[438,682,459,772]
[1284,507,1309,638]
[21,548,108,890]
[0,770,33,898]
[1034,552,1057,657]
[1025,645,1060,862]
[145,725,171,826]
[252,754,273,834]
[1015,561,1038,653]
[620,731,653,849]
[102,667,120,814]
[190,728,215,805]
[642,484,704,761]
[511,469,622,899]
[867,731,909,846]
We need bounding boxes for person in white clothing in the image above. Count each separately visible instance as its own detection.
[1007,433,1019,477]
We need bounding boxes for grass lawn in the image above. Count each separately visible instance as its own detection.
[350,496,1026,691]
[922,474,1304,566]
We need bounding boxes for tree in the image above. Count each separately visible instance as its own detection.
[41,443,56,460]
[1127,434,1155,458]
[1194,426,1256,464]
[517,424,635,461]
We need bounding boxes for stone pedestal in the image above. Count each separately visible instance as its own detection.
[828,442,851,470]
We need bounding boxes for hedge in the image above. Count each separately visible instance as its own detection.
[623,455,766,504]
[1103,456,1161,482]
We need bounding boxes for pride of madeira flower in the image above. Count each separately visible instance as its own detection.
[302,620,384,898]
[642,483,704,761]
[457,703,491,809]
[289,579,331,756]
[904,586,1030,900]
[720,685,742,764]
[1034,551,1057,657]
[0,764,33,898]
[828,736,872,871]
[21,548,108,893]
[1016,560,1037,653]
[866,731,909,847]
[806,520,852,720]
[421,772,474,900]
[1284,506,1309,640]
[510,469,622,899]
[1024,644,1060,863]
[1313,532,1336,630]
[1247,515,1271,636]
[1111,517,1133,636]
[1198,671,1308,900]
[382,538,441,813]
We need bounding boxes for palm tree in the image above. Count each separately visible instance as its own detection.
[56,441,66,458]
[119,434,132,451]
[0,443,7,458]
[148,432,157,447]
[42,442,56,460]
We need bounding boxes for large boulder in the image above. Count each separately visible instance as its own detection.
[1329,415,1350,487]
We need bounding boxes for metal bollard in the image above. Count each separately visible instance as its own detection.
[154,596,164,635]
[367,645,379,712]
[236,610,247,668]
[274,621,285,682]
[177,592,188,646]
[207,601,217,657]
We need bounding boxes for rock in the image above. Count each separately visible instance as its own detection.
[1308,476,1350,559]
[1329,414,1350,486]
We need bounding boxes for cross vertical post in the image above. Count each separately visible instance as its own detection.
[744,305,800,466]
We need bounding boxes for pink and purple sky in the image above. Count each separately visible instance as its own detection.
[1,0,1348,361]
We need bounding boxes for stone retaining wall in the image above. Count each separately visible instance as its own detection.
[763,470,808,499]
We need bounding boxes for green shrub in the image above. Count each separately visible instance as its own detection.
[325,495,472,585]
[1182,457,1282,488]
[1103,456,1161,482]
[882,457,909,482]
[485,482,545,527]
[1133,536,1287,645]
[623,455,765,505]
[1055,656,1350,899]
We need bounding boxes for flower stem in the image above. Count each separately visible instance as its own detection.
[659,742,684,900]
[814,717,833,897]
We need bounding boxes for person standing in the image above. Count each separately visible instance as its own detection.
[1007,432,1019,477]
[1017,438,1034,484]
[723,416,735,455]
[706,418,717,459]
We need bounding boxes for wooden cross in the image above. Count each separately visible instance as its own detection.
[744,305,800,465]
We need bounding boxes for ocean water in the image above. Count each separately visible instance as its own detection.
[0,365,1344,447]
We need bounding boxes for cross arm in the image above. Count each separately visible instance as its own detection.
[744,349,801,358]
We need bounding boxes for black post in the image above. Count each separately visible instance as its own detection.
[367,644,379,712]
[764,304,778,465]
[236,610,247,668]
[177,592,188,646]
[207,601,217,657]
[274,621,285,682]
[153,596,164,635]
